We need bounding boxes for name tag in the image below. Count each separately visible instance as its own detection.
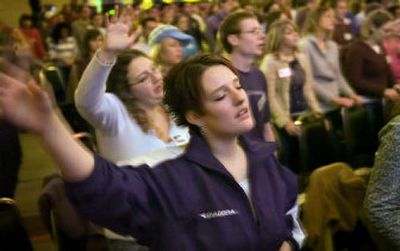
[278,67,292,78]
[344,33,352,41]
[371,45,381,54]
[343,18,351,25]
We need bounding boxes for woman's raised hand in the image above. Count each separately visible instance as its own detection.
[0,69,54,135]
[103,5,141,53]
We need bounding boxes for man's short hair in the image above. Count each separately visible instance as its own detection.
[218,10,257,53]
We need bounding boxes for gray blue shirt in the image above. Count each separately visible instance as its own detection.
[299,35,355,111]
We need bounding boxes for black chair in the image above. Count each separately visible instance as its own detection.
[38,173,106,251]
[39,64,67,105]
[0,197,33,251]
[341,105,379,167]
[39,64,92,133]
[37,132,103,251]
[296,112,337,172]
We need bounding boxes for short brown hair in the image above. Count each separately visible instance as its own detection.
[218,10,257,53]
[164,53,238,131]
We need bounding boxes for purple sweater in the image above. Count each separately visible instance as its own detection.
[238,67,271,142]
[65,132,298,250]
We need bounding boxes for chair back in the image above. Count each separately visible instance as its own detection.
[38,174,104,251]
[39,64,66,104]
[296,112,336,172]
[341,103,383,167]
[0,197,33,251]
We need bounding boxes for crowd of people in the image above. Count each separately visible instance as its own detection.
[1,0,400,250]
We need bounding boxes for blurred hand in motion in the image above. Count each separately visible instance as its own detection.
[0,70,53,135]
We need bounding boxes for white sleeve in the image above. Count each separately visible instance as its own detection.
[74,51,122,132]
[286,204,306,248]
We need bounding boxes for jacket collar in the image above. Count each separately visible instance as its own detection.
[183,130,277,174]
[307,35,334,53]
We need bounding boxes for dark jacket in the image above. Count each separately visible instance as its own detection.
[342,39,395,98]
[0,120,22,198]
[66,132,298,250]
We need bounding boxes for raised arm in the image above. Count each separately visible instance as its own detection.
[0,71,162,237]
[0,72,93,182]
[74,6,140,129]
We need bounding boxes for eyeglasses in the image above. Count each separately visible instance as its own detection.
[239,27,265,35]
[128,67,160,86]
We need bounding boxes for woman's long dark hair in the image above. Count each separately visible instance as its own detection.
[82,29,102,59]
[50,22,72,44]
[107,49,154,133]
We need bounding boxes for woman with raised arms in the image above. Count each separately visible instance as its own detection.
[0,9,303,251]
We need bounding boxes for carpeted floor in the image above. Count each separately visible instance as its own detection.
[15,132,56,251]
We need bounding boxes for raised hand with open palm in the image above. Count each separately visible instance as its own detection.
[103,5,141,53]
[0,70,53,135]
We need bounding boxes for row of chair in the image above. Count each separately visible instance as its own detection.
[282,101,386,174]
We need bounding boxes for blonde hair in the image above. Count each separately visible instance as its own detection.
[151,41,178,74]
[150,43,163,65]
[265,19,298,55]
